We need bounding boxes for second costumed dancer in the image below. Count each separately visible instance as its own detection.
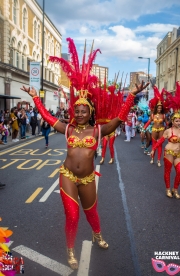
[99,83,124,164]
[21,38,149,270]
[143,86,170,166]
[151,82,180,199]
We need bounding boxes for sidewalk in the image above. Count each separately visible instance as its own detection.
[0,128,54,151]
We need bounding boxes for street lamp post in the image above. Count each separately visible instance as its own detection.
[138,57,150,81]
[138,57,150,99]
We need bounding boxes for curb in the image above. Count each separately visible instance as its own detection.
[0,129,55,152]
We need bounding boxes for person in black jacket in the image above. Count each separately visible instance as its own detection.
[40,118,51,148]
[30,108,37,135]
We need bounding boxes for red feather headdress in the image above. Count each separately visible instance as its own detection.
[149,86,171,113]
[49,38,123,123]
[167,82,180,119]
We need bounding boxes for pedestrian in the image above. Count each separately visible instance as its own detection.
[10,108,19,142]
[1,120,8,144]
[20,37,149,271]
[40,118,51,148]
[124,112,133,142]
[19,109,27,139]
[37,111,42,135]
[30,108,37,135]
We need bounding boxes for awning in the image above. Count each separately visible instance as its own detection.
[0,94,21,99]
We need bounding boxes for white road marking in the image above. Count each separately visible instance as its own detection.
[39,178,59,202]
[77,241,92,276]
[6,241,14,247]
[54,189,60,193]
[12,245,73,276]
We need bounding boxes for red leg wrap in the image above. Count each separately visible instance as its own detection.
[152,138,157,158]
[101,137,108,158]
[174,162,180,189]
[60,176,79,248]
[157,143,162,161]
[84,200,101,233]
[164,158,172,189]
[109,136,115,158]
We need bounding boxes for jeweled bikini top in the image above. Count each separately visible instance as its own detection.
[168,128,180,143]
[66,124,100,150]
[152,114,165,123]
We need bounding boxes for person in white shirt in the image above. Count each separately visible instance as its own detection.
[124,113,133,142]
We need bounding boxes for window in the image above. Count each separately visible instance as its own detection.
[33,51,36,61]
[13,0,18,24]
[23,8,27,32]
[16,51,19,67]
[43,31,46,49]
[38,25,40,44]
[22,55,24,70]
[34,21,37,41]
[47,36,50,52]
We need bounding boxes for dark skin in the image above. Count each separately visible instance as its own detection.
[21,81,149,210]
[149,105,168,140]
[151,118,180,167]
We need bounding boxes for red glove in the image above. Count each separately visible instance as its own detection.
[118,93,135,121]
[153,136,165,151]
[33,96,59,127]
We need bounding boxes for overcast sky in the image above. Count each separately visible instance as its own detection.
[37,0,180,85]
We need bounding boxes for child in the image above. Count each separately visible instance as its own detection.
[1,120,8,144]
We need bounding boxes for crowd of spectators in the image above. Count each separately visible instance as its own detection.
[0,107,69,145]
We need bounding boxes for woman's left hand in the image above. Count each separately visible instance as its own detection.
[131,81,150,95]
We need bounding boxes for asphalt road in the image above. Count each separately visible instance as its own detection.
[0,132,179,276]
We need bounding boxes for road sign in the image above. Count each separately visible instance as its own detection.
[30,62,40,90]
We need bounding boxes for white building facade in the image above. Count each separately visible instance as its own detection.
[0,0,66,112]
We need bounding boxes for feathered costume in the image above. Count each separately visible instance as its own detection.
[30,37,136,269]
[152,82,180,198]
[143,86,171,165]
[98,83,124,163]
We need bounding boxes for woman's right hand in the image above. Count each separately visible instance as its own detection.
[20,86,37,98]
[150,150,154,158]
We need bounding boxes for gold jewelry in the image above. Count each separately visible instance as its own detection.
[60,165,95,185]
[172,112,180,120]
[67,248,78,270]
[157,100,162,106]
[74,123,89,133]
[74,90,94,114]
[92,232,109,249]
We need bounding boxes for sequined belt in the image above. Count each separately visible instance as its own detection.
[152,127,165,132]
[165,149,180,158]
[59,165,100,185]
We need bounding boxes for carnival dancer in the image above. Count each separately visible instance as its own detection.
[21,38,149,270]
[99,83,123,164]
[100,131,116,164]
[137,98,151,154]
[143,86,170,166]
[151,82,180,198]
